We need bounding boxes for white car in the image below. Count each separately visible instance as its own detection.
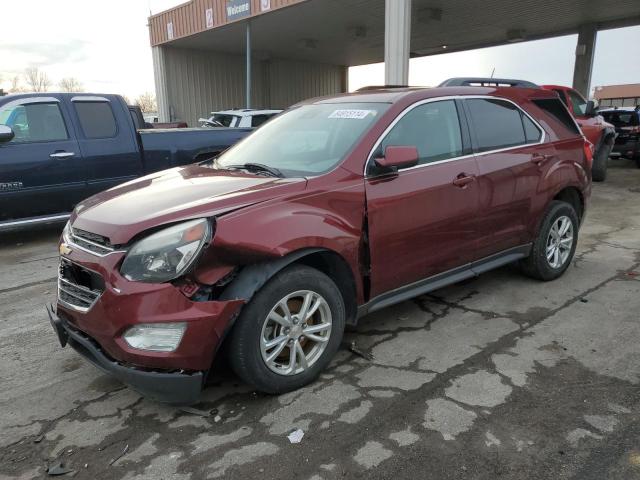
[199,109,282,128]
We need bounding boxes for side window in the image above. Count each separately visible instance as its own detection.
[251,114,271,128]
[466,99,527,152]
[0,102,68,143]
[522,114,542,143]
[212,115,236,127]
[74,101,117,139]
[567,90,587,116]
[380,100,463,166]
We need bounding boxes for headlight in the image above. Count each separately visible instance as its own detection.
[61,221,72,244]
[120,219,211,283]
[123,322,187,352]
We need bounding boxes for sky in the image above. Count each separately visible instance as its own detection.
[1,1,639,100]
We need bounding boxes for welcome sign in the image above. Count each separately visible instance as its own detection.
[226,0,251,21]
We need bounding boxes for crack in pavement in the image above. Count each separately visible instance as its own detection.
[0,277,56,295]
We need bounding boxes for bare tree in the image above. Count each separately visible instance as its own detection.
[24,67,51,92]
[59,77,84,93]
[134,92,157,113]
[9,75,25,93]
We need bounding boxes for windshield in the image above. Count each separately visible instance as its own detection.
[216,102,389,177]
[601,111,639,128]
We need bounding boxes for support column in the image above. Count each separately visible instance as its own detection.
[246,22,252,109]
[572,24,597,98]
[152,46,171,122]
[384,0,412,86]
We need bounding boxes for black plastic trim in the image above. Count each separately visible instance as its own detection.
[46,305,203,405]
[357,244,531,319]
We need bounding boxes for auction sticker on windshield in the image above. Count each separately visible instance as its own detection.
[328,109,376,119]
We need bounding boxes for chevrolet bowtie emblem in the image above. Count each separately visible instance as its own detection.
[59,243,72,256]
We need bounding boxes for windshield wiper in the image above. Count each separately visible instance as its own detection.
[225,163,284,178]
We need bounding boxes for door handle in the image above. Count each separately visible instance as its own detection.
[50,152,75,159]
[530,153,550,165]
[452,173,476,188]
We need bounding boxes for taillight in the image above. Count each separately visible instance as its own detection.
[583,139,594,170]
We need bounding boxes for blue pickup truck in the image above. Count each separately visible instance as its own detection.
[0,93,252,229]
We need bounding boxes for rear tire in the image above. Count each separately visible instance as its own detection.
[520,201,579,281]
[591,142,611,182]
[228,264,345,394]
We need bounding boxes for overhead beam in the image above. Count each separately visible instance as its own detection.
[384,0,412,85]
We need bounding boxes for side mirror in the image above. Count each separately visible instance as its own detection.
[585,100,598,117]
[375,146,419,170]
[0,125,14,143]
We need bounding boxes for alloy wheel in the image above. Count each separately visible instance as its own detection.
[260,290,332,375]
[546,215,574,269]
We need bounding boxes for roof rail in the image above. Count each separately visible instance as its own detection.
[439,77,539,88]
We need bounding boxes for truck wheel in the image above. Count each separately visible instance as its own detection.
[591,142,610,182]
[520,200,579,281]
[228,264,345,394]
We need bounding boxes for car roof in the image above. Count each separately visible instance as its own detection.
[211,109,282,117]
[305,85,558,106]
[599,108,638,112]
[541,85,572,91]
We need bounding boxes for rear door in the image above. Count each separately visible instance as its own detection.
[0,97,84,221]
[69,96,141,198]
[463,97,549,258]
[365,99,480,297]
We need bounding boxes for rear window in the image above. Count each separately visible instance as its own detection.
[74,101,117,138]
[466,98,541,152]
[532,98,581,136]
[600,111,639,127]
[567,90,588,116]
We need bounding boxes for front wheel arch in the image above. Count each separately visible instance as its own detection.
[218,248,357,324]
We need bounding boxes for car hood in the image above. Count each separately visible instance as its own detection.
[72,164,307,244]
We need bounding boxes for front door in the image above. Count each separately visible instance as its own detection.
[0,98,84,221]
[365,99,480,298]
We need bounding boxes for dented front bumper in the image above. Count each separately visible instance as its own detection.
[49,246,245,404]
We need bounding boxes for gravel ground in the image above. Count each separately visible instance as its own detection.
[1,158,640,480]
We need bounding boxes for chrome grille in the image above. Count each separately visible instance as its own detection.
[58,259,104,312]
[71,228,115,256]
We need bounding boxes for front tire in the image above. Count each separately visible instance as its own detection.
[520,201,579,281]
[591,142,611,182]
[228,264,345,394]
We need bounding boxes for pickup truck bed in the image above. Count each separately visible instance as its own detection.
[0,93,251,229]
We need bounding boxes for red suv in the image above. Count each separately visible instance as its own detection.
[541,84,615,181]
[48,84,592,404]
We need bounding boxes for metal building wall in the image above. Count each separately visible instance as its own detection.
[159,46,347,126]
[162,46,268,125]
[267,59,347,108]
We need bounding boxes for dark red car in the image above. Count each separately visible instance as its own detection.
[48,84,592,404]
